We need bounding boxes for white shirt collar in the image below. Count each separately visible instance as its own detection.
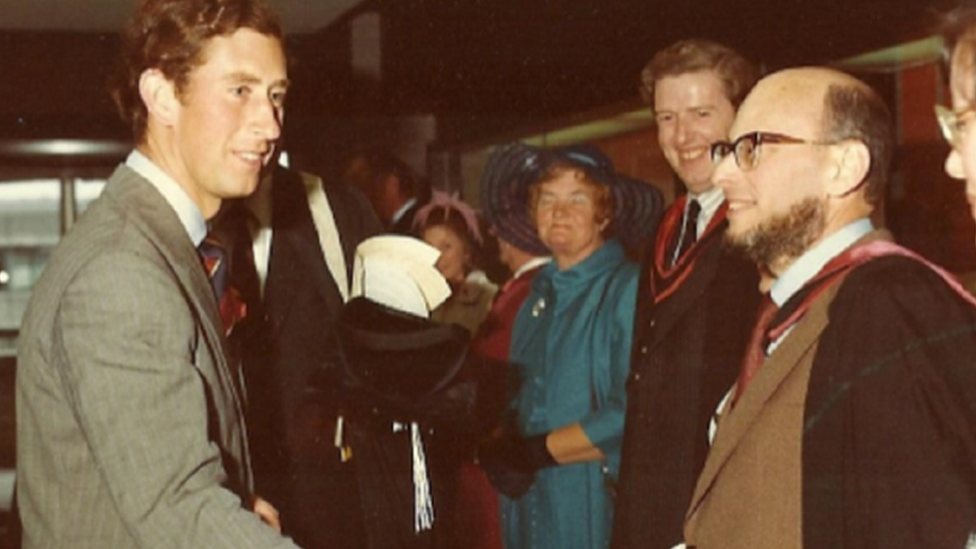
[125,150,208,247]
[391,197,418,226]
[687,186,725,232]
[770,217,874,307]
[513,256,551,279]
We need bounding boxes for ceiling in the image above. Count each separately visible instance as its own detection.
[0,0,363,33]
[0,0,954,153]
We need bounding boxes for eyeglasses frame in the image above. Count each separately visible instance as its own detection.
[710,131,841,171]
[935,104,976,149]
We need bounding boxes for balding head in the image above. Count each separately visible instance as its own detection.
[735,68,845,130]
[735,68,893,205]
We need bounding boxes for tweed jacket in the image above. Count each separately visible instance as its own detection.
[686,229,976,549]
[16,164,299,549]
[682,283,835,549]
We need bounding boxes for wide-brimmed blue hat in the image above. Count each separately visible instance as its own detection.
[480,141,664,248]
[479,143,550,256]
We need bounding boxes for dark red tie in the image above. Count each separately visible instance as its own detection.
[198,235,246,337]
[733,293,779,404]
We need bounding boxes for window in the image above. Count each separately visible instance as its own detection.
[0,177,108,358]
[75,178,107,214]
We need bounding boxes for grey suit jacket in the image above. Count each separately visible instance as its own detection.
[16,165,300,549]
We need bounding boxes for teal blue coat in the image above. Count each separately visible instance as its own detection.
[502,240,638,549]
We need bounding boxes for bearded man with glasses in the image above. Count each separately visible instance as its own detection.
[685,66,976,549]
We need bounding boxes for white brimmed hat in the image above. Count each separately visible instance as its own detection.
[350,235,452,318]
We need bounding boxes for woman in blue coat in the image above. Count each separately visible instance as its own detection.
[478,142,663,549]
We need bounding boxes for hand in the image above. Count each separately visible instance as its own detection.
[478,432,555,473]
[252,496,282,533]
[481,459,535,499]
[476,433,555,499]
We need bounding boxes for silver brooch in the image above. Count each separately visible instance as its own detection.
[531,298,546,317]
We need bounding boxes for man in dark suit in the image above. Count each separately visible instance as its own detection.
[15,1,302,548]
[611,40,760,549]
[220,163,381,549]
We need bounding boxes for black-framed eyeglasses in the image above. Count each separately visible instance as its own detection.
[934,104,976,149]
[710,131,840,171]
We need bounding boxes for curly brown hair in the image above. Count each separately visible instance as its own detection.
[640,39,758,111]
[110,0,283,143]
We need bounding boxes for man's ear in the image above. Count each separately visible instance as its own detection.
[827,139,871,198]
[138,68,179,127]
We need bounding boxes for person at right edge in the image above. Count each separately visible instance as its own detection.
[477,143,663,549]
[687,66,976,549]
[942,0,976,261]
[610,39,761,549]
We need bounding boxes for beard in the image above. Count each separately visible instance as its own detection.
[725,196,827,274]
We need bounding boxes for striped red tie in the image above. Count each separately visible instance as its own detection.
[198,235,247,336]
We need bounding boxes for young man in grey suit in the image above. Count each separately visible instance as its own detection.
[15,0,301,547]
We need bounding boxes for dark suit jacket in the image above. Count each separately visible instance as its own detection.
[236,166,381,549]
[16,165,299,549]
[612,210,759,549]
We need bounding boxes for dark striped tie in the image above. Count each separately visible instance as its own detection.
[198,234,246,336]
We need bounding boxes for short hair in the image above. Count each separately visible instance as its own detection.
[414,204,486,272]
[111,0,284,143]
[941,1,976,88]
[942,1,976,58]
[821,82,894,207]
[528,163,615,237]
[343,148,424,200]
[640,39,759,110]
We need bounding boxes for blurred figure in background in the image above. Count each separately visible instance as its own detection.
[455,142,553,549]
[415,191,499,337]
[478,143,663,549]
[343,148,431,234]
[472,142,552,363]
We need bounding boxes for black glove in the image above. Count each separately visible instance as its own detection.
[477,433,556,498]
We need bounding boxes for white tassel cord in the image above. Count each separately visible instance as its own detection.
[409,422,435,532]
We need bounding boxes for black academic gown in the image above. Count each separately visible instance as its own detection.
[335,298,490,549]
[801,255,976,549]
